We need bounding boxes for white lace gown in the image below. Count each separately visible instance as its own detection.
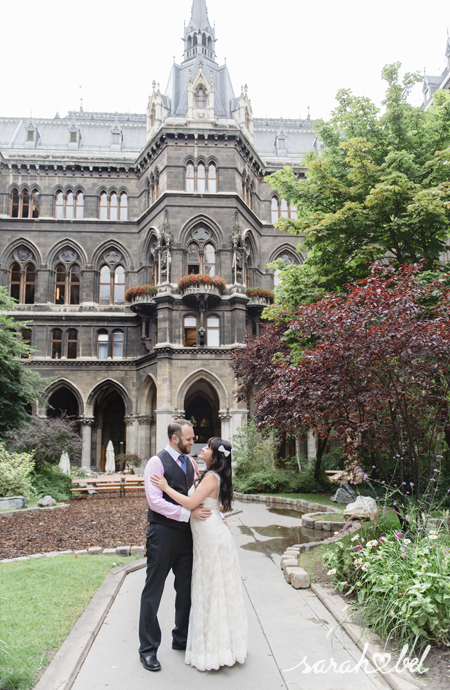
[186,473,248,671]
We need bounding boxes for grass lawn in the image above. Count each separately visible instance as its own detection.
[273,492,338,508]
[0,555,140,690]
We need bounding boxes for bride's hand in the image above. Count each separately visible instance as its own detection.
[150,473,168,491]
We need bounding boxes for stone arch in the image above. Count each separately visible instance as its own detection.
[46,239,88,270]
[0,237,42,270]
[138,374,157,416]
[175,368,229,412]
[91,239,132,271]
[268,243,304,265]
[86,378,132,416]
[44,378,85,416]
[179,214,223,248]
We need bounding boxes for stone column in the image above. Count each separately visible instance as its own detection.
[219,411,231,442]
[124,415,138,455]
[80,417,95,469]
[138,416,152,464]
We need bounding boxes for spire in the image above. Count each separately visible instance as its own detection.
[187,0,212,33]
[183,0,216,64]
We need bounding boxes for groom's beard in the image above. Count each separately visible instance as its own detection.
[176,439,191,455]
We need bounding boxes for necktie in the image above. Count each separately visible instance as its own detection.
[178,455,187,474]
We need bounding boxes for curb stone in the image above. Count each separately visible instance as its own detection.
[0,545,146,565]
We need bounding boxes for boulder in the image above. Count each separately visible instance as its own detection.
[37,495,56,507]
[343,496,378,520]
[330,483,357,504]
[116,545,131,557]
[0,496,27,511]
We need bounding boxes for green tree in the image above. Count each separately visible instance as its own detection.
[267,64,450,300]
[0,287,45,436]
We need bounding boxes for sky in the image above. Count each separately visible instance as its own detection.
[2,0,449,122]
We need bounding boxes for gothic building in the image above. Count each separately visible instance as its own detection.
[423,34,450,109]
[0,0,321,468]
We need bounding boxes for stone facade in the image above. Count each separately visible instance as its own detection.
[0,0,320,468]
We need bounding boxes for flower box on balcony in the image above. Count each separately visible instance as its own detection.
[178,274,226,306]
[125,285,157,314]
[246,287,274,307]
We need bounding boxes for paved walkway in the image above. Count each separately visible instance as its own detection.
[71,501,403,690]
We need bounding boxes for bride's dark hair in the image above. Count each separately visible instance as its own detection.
[196,437,233,512]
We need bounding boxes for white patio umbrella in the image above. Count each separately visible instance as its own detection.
[105,440,116,473]
[59,451,71,475]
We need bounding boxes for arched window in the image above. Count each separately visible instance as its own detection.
[54,263,80,304]
[203,243,215,276]
[290,204,297,220]
[197,163,206,193]
[31,190,39,218]
[207,316,220,346]
[69,264,80,304]
[119,193,128,220]
[112,330,124,359]
[21,328,32,357]
[11,189,19,218]
[187,243,200,274]
[75,192,84,219]
[271,196,279,224]
[184,316,197,347]
[24,263,35,304]
[196,88,206,108]
[99,192,108,220]
[113,266,125,305]
[99,265,111,304]
[208,163,217,193]
[67,329,78,359]
[97,330,108,359]
[21,190,30,218]
[66,192,74,220]
[55,264,66,303]
[56,191,64,219]
[110,193,118,221]
[51,329,63,359]
[186,163,195,193]
[280,199,289,218]
[9,263,21,301]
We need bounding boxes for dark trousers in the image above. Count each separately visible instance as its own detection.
[138,522,193,654]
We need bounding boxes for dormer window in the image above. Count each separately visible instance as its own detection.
[112,132,121,145]
[196,88,206,108]
[27,130,34,142]
[70,131,77,143]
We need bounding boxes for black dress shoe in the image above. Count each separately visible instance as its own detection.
[140,652,161,671]
[172,642,186,650]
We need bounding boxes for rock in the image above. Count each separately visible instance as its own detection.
[130,545,145,557]
[44,551,60,557]
[282,559,299,575]
[0,496,27,511]
[330,484,357,504]
[74,550,89,556]
[88,546,102,555]
[102,548,117,555]
[37,495,57,507]
[290,567,311,589]
[343,496,378,520]
[29,553,45,559]
[116,545,131,557]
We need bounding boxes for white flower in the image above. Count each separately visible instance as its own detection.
[429,530,437,535]
[327,568,337,575]
[361,563,370,571]
[351,536,359,542]
[429,535,439,540]
[403,539,411,545]
[412,583,421,589]
[354,558,363,568]
[366,540,378,548]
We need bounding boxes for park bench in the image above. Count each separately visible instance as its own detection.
[70,476,145,498]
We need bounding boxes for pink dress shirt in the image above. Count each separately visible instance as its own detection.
[144,444,198,522]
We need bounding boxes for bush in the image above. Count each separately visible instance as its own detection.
[6,414,81,469]
[115,453,142,470]
[232,420,275,477]
[233,468,326,494]
[30,465,72,501]
[0,444,35,498]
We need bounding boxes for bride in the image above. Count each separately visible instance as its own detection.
[151,437,248,671]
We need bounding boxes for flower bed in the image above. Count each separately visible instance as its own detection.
[178,274,226,291]
[324,527,450,650]
[246,287,274,301]
[125,285,157,302]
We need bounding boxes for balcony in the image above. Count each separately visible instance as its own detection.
[125,286,157,315]
[178,275,225,307]
[246,288,274,311]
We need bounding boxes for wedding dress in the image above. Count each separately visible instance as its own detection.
[186,472,248,671]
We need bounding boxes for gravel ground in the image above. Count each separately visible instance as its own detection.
[0,492,149,559]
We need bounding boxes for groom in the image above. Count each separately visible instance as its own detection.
[138,419,211,672]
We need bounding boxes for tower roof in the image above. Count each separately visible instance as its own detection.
[186,0,213,33]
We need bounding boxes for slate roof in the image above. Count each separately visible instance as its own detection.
[186,0,213,34]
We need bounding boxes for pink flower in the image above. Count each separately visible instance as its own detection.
[355,545,362,550]
[395,532,402,538]
[379,537,387,542]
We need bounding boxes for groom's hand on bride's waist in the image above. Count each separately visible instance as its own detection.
[191,503,212,520]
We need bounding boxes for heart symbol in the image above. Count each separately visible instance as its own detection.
[372,653,392,671]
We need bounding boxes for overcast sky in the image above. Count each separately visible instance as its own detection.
[2,0,449,122]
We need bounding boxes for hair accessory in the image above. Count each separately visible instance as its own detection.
[218,444,231,457]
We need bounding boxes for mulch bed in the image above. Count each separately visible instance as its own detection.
[0,493,149,559]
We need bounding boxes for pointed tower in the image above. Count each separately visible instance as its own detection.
[183,0,216,64]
